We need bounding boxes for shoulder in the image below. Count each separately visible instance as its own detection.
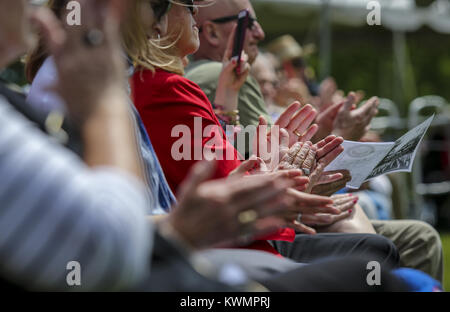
[133,69,213,113]
[185,60,222,84]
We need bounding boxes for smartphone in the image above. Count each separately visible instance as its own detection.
[232,9,250,75]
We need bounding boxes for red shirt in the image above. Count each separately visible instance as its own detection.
[132,68,295,255]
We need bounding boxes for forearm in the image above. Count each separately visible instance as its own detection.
[214,86,239,112]
[0,101,152,290]
[81,92,144,182]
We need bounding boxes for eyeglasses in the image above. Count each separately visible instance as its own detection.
[211,14,257,29]
[199,14,258,33]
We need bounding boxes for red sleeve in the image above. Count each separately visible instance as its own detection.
[132,69,294,243]
[132,69,242,194]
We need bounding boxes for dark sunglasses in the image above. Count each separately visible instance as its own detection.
[199,14,257,33]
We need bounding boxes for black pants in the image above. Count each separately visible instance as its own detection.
[271,233,400,267]
[139,233,406,292]
[261,256,409,292]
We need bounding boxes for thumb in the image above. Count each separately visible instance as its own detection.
[279,127,290,150]
[232,157,260,177]
[30,7,66,57]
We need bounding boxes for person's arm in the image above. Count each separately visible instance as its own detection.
[214,25,250,128]
[33,0,144,182]
[0,99,151,291]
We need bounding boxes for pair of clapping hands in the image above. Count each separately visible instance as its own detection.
[167,102,358,249]
[314,78,380,142]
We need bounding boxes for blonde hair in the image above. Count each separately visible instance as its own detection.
[123,0,185,75]
[125,0,215,76]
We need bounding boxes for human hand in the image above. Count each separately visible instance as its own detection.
[311,170,351,196]
[333,92,379,141]
[280,189,340,234]
[305,135,345,193]
[170,161,300,249]
[300,194,358,227]
[251,103,319,169]
[32,0,128,125]
[215,24,250,111]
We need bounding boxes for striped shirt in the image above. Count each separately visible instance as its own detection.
[0,96,153,291]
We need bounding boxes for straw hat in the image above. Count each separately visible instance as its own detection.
[266,35,303,63]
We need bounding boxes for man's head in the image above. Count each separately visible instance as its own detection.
[194,0,265,64]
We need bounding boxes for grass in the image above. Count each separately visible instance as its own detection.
[440,232,450,291]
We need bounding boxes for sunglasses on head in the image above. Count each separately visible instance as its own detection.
[151,0,195,19]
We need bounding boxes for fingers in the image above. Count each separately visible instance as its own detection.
[315,135,336,149]
[298,124,319,142]
[252,116,268,157]
[279,142,303,168]
[274,101,302,128]
[316,136,344,160]
[291,221,316,235]
[301,145,317,171]
[30,8,66,56]
[343,92,356,111]
[278,127,290,156]
[286,188,336,211]
[317,172,344,185]
[302,211,351,227]
[333,195,358,213]
[356,96,379,124]
[287,104,317,134]
[318,144,344,168]
[292,141,312,168]
[232,176,292,211]
[230,157,261,177]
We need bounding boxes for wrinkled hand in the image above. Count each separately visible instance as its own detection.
[333,92,379,141]
[252,103,319,169]
[306,135,345,193]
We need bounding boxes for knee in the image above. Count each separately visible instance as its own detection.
[406,220,442,253]
[362,234,400,267]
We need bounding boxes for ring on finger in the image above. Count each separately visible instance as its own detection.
[302,168,310,176]
[238,209,258,225]
[294,130,303,138]
[296,212,302,223]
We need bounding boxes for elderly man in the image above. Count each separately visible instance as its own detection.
[186,0,271,156]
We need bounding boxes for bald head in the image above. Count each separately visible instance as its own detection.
[194,0,265,64]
